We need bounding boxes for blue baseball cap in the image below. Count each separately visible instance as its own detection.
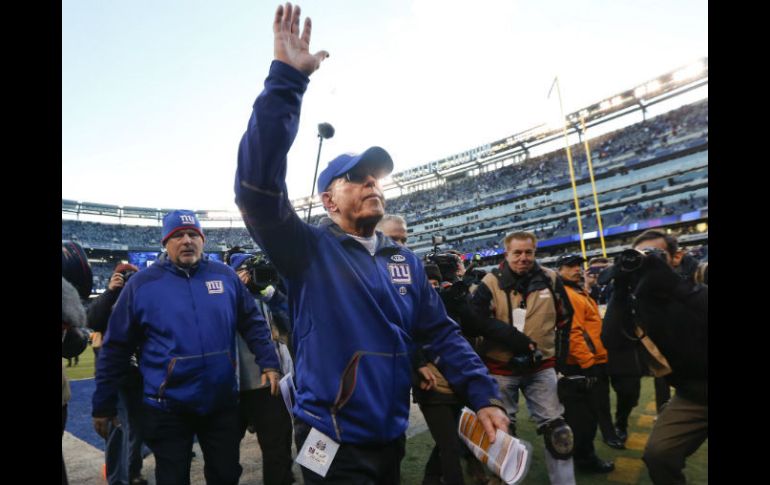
[317,146,394,194]
[229,253,253,271]
[161,209,205,245]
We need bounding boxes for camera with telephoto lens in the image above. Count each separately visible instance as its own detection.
[424,235,463,282]
[616,247,669,273]
[239,253,280,293]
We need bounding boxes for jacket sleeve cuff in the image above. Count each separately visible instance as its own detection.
[267,60,310,93]
[476,398,507,415]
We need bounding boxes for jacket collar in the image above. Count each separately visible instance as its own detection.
[156,251,206,276]
[496,261,547,291]
[562,278,586,293]
[319,217,401,254]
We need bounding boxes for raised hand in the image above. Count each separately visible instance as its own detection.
[273,2,329,76]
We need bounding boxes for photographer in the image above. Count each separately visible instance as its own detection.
[87,263,148,485]
[556,254,615,473]
[226,250,294,485]
[584,257,612,307]
[601,230,707,484]
[470,231,576,485]
[413,249,534,485]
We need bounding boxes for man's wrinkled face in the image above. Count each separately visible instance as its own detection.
[559,263,583,283]
[381,220,408,246]
[165,230,204,268]
[633,237,673,267]
[322,168,386,226]
[505,237,536,275]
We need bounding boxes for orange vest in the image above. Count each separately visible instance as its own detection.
[563,284,608,368]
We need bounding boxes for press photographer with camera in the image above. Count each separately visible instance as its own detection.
[87,262,148,485]
[413,242,536,485]
[556,254,615,473]
[226,249,295,485]
[470,231,576,485]
[601,230,707,484]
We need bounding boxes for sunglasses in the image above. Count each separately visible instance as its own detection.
[341,165,389,185]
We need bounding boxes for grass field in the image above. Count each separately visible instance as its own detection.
[67,347,707,483]
[402,376,708,484]
[63,343,97,380]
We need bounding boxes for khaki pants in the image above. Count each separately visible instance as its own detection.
[642,393,708,484]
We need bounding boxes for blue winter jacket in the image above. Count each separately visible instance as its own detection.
[92,253,280,417]
[234,60,503,444]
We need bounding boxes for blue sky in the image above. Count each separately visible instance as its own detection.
[62,0,707,212]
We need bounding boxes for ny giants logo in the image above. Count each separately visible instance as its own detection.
[179,214,197,224]
[206,280,224,294]
[388,263,412,285]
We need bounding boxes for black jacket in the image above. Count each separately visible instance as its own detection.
[602,255,708,403]
[87,288,121,333]
[601,283,648,377]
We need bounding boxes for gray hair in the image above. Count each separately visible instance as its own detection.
[376,214,407,230]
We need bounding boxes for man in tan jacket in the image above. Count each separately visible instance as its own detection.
[471,231,576,485]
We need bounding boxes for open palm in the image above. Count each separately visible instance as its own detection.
[273,3,329,76]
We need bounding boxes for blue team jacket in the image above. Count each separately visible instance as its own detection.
[92,254,280,416]
[234,60,502,444]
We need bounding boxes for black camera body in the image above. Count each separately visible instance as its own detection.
[240,254,280,293]
[616,247,668,273]
[509,348,543,371]
[424,238,463,283]
[121,270,137,283]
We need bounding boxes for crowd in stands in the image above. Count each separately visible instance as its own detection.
[64,100,708,289]
[382,100,707,222]
[442,195,707,255]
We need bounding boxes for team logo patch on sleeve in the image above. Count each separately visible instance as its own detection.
[388,263,412,285]
[206,280,224,294]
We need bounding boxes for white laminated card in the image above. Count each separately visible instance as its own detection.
[512,308,527,333]
[295,427,340,477]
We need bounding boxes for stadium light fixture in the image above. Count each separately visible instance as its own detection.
[634,86,647,98]
[307,122,336,223]
[600,100,612,111]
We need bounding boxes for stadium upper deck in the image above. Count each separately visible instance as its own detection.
[63,58,707,279]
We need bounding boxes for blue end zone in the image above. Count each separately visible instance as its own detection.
[66,378,105,450]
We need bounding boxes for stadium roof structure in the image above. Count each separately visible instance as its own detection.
[63,57,707,224]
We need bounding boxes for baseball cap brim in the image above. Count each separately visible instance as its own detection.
[317,146,394,193]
